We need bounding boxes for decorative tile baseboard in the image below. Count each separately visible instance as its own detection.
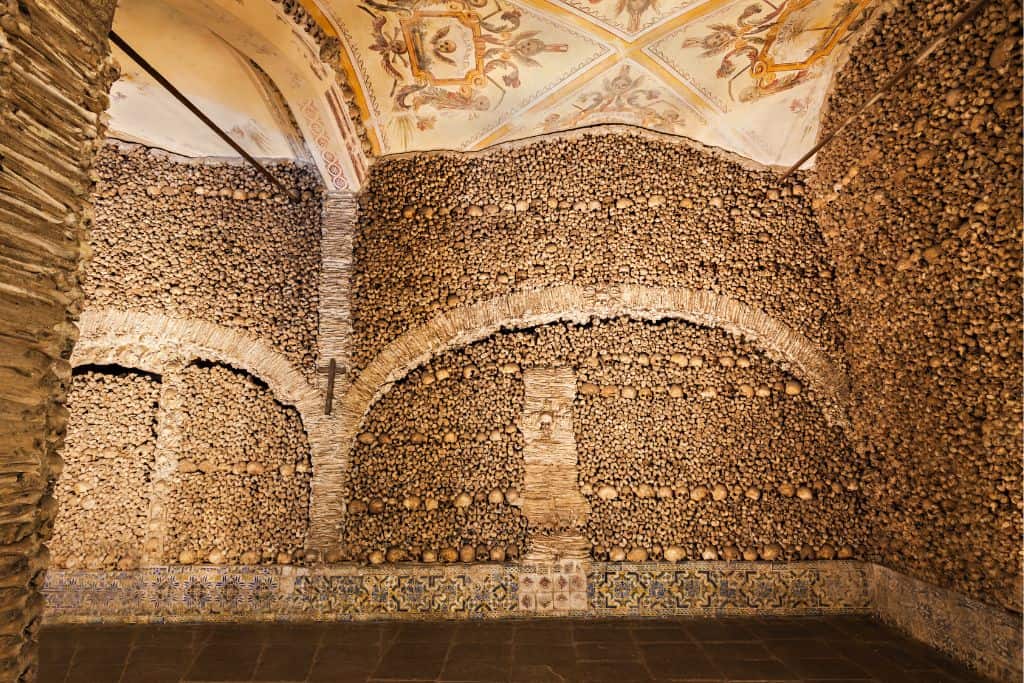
[589,562,870,615]
[42,561,1019,681]
[42,560,869,624]
[42,564,519,623]
[871,565,1022,682]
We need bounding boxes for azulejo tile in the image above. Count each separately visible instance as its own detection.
[42,558,1019,683]
[872,564,1022,682]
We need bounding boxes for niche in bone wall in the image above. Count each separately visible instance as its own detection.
[51,366,161,571]
[352,133,842,370]
[811,0,1022,611]
[342,351,529,564]
[166,362,312,565]
[87,143,324,379]
[342,317,865,565]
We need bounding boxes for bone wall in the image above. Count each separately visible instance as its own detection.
[51,368,159,571]
[353,135,843,370]
[811,0,1022,612]
[344,318,866,564]
[89,144,324,378]
[572,319,863,562]
[342,350,528,564]
[49,360,314,570]
[167,363,312,565]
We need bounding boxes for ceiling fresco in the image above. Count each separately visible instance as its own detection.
[105,0,874,186]
[316,0,875,167]
[335,0,612,151]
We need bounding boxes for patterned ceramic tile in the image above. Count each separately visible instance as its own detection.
[519,560,587,613]
[872,565,1022,682]
[44,558,1022,682]
[44,561,872,623]
[588,561,871,615]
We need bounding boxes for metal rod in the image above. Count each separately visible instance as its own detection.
[109,30,300,202]
[325,358,336,415]
[779,0,992,181]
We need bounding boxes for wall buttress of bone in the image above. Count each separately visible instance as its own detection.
[811,0,1022,612]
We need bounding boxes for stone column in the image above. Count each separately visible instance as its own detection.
[517,367,590,613]
[0,1,117,679]
[307,191,356,559]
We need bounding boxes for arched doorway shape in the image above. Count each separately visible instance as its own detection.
[73,309,336,518]
[307,283,849,550]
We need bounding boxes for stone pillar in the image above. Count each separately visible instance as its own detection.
[0,1,117,679]
[519,367,590,559]
[517,368,590,613]
[307,191,356,559]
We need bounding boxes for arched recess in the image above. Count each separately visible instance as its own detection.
[307,283,850,550]
[121,0,368,189]
[72,310,336,512]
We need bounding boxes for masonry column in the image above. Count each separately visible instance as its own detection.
[0,1,118,679]
[517,367,590,613]
[308,191,357,558]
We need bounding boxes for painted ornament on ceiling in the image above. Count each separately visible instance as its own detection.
[679,0,873,104]
[359,0,579,145]
[540,63,692,134]
[550,0,703,40]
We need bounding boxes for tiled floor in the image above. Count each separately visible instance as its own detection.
[39,616,992,683]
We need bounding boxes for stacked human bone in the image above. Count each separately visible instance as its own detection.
[573,319,860,562]
[51,368,159,570]
[88,143,323,378]
[352,134,842,371]
[344,318,865,564]
[341,350,528,564]
[167,363,311,565]
[811,0,1022,611]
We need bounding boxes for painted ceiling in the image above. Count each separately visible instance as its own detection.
[105,0,873,190]
[318,0,875,166]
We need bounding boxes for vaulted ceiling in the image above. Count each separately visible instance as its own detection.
[106,0,874,189]
[324,0,872,166]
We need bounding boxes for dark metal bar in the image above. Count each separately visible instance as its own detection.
[780,0,993,181]
[325,358,336,415]
[109,30,300,202]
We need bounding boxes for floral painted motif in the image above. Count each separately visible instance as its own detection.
[679,0,872,102]
[540,64,692,134]
[361,0,568,137]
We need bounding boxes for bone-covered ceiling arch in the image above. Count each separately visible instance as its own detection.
[309,0,875,167]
